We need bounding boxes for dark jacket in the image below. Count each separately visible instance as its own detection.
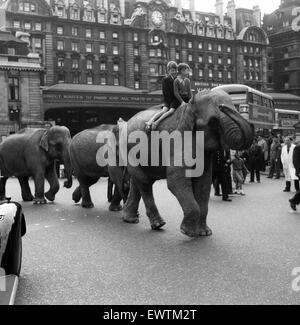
[247,144,263,170]
[212,150,231,173]
[162,74,176,109]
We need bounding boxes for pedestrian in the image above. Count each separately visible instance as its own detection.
[247,138,263,183]
[212,149,232,202]
[145,61,178,131]
[267,136,282,179]
[288,143,300,210]
[232,151,247,195]
[258,135,268,172]
[240,150,249,183]
[281,136,299,192]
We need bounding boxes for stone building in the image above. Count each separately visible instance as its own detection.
[0,30,43,139]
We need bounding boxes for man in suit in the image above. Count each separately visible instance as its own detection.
[145,61,178,130]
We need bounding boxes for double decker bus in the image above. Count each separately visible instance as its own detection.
[211,84,275,132]
[274,109,300,136]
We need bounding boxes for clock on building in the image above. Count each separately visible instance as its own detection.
[151,10,163,26]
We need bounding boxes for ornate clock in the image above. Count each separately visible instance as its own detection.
[151,10,163,26]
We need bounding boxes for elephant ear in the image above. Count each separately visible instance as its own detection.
[40,130,49,151]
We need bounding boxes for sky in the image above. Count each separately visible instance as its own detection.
[193,0,281,15]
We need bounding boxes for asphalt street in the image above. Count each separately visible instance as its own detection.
[4,176,300,305]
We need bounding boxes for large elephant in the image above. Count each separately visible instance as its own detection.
[0,126,73,204]
[120,89,254,237]
[70,124,129,210]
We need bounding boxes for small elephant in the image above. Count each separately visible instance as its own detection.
[0,126,73,204]
[70,124,129,210]
[121,89,254,237]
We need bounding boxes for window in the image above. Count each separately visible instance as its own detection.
[217,44,222,52]
[72,59,79,69]
[100,77,106,85]
[13,21,20,29]
[86,43,92,53]
[99,13,106,23]
[227,57,232,65]
[218,71,223,79]
[208,55,213,64]
[8,48,15,55]
[112,32,118,39]
[72,27,78,36]
[71,7,80,20]
[86,59,93,69]
[58,74,65,83]
[100,62,106,70]
[57,6,64,17]
[57,26,64,35]
[189,69,193,78]
[73,74,80,84]
[100,44,106,54]
[100,31,105,39]
[188,41,193,49]
[227,46,231,53]
[209,69,213,78]
[84,29,91,38]
[208,43,212,51]
[34,38,42,49]
[133,33,138,41]
[218,57,222,65]
[112,14,118,24]
[244,46,248,53]
[134,80,140,89]
[134,48,139,56]
[134,63,139,72]
[228,71,232,79]
[157,49,162,57]
[255,60,259,68]
[87,76,93,85]
[188,54,193,62]
[175,38,180,46]
[199,69,203,78]
[243,59,247,67]
[24,22,31,30]
[175,52,180,60]
[114,63,119,72]
[198,55,203,63]
[8,77,19,101]
[72,42,79,52]
[35,23,42,31]
[57,40,64,50]
[250,46,253,53]
[149,49,155,57]
[114,77,119,86]
[112,46,119,55]
[249,59,253,67]
[57,57,64,67]
[198,42,203,49]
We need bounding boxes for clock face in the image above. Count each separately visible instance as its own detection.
[152,10,163,25]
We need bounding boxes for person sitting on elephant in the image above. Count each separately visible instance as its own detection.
[145,61,178,131]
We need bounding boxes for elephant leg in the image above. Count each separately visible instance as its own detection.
[167,167,210,237]
[78,175,98,209]
[33,171,47,204]
[192,167,213,237]
[72,185,82,203]
[45,165,60,202]
[109,186,122,212]
[0,176,8,200]
[18,177,34,201]
[122,178,141,224]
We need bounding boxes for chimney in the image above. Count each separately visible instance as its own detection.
[253,5,261,27]
[226,0,236,32]
[175,0,182,14]
[190,0,196,21]
[215,0,224,24]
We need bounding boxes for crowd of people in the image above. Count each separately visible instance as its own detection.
[212,133,300,204]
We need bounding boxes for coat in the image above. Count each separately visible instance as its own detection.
[281,144,298,181]
[162,74,176,109]
[247,144,263,171]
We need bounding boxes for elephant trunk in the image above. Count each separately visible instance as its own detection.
[219,105,254,150]
[62,141,73,189]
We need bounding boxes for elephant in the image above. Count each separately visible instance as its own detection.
[0,126,73,204]
[120,89,254,237]
[70,124,129,210]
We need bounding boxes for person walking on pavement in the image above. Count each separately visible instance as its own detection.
[288,143,300,210]
[212,149,232,202]
[258,135,268,172]
[247,138,262,183]
[281,136,299,192]
[267,136,282,179]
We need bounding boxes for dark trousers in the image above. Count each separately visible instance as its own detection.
[268,159,281,178]
[285,180,300,191]
[250,168,260,182]
[213,171,229,198]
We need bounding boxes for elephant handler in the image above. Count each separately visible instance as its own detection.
[145,61,178,131]
[288,144,300,211]
[281,136,299,192]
